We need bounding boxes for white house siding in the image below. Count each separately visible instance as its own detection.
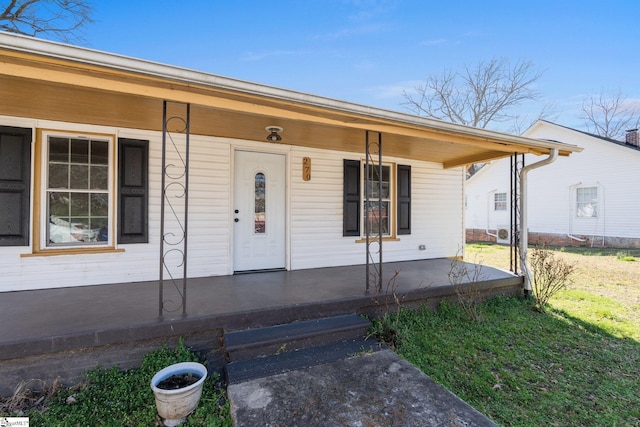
[466,121,640,247]
[0,117,236,292]
[289,147,465,269]
[173,134,231,278]
[464,166,510,235]
[412,163,465,257]
[0,115,466,292]
[289,147,352,269]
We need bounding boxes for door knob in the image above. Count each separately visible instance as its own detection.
[234,218,239,222]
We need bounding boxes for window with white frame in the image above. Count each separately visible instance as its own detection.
[494,192,507,211]
[576,187,598,218]
[364,164,392,236]
[44,132,112,246]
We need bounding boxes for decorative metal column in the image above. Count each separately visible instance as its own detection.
[510,153,524,274]
[365,130,383,294]
[159,101,190,318]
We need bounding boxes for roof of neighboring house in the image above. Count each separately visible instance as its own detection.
[467,119,639,182]
[532,120,640,152]
[0,32,582,167]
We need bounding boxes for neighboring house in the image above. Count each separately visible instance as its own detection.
[0,33,579,293]
[466,120,640,248]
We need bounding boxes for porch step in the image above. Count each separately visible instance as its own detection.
[224,313,371,362]
[224,314,381,384]
[226,338,379,385]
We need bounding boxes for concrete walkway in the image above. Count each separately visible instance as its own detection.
[228,349,497,427]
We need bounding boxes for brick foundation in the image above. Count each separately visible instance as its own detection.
[466,228,640,249]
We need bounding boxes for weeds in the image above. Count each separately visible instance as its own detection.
[0,378,61,416]
[370,271,404,348]
[372,251,487,348]
[369,268,434,348]
[449,250,486,321]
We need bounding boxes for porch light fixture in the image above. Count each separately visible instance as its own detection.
[266,126,283,142]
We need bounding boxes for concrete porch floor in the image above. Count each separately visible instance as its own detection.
[0,258,523,396]
[1,258,521,343]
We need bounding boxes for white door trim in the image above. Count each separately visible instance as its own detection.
[232,149,288,272]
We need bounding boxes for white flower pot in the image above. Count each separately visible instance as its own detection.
[150,362,207,426]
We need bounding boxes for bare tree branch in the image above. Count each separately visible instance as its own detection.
[508,102,560,135]
[0,0,94,43]
[404,57,546,178]
[582,88,640,140]
[403,57,544,130]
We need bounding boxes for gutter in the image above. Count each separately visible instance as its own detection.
[519,148,559,296]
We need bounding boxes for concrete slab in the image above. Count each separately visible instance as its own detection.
[1,259,520,345]
[228,349,497,427]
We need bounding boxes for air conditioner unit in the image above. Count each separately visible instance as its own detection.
[496,225,511,244]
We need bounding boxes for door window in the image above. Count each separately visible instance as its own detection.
[254,172,266,233]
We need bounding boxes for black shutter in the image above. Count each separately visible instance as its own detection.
[118,138,149,244]
[0,126,32,246]
[343,159,361,236]
[397,164,411,235]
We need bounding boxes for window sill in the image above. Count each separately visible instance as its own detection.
[354,237,400,243]
[21,246,125,257]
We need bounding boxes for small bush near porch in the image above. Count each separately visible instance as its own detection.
[374,243,640,426]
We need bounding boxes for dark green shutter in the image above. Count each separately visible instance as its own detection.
[397,164,411,235]
[118,138,148,243]
[343,159,361,236]
[0,126,32,246]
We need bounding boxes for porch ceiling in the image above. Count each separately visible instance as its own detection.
[0,36,582,167]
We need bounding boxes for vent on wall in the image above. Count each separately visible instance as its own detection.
[496,225,511,244]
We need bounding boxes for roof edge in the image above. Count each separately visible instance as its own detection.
[0,32,581,155]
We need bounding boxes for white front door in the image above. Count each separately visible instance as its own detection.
[233,151,286,272]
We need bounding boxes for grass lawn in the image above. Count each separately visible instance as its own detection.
[467,243,640,341]
[2,243,638,426]
[374,243,640,426]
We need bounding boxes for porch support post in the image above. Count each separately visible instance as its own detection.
[365,130,383,294]
[510,153,524,274]
[159,101,191,318]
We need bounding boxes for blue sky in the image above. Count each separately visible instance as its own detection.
[81,0,639,134]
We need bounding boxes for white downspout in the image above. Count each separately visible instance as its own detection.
[520,148,559,296]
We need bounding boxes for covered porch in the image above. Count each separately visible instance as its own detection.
[0,259,521,395]
[0,32,580,296]
[1,33,565,396]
